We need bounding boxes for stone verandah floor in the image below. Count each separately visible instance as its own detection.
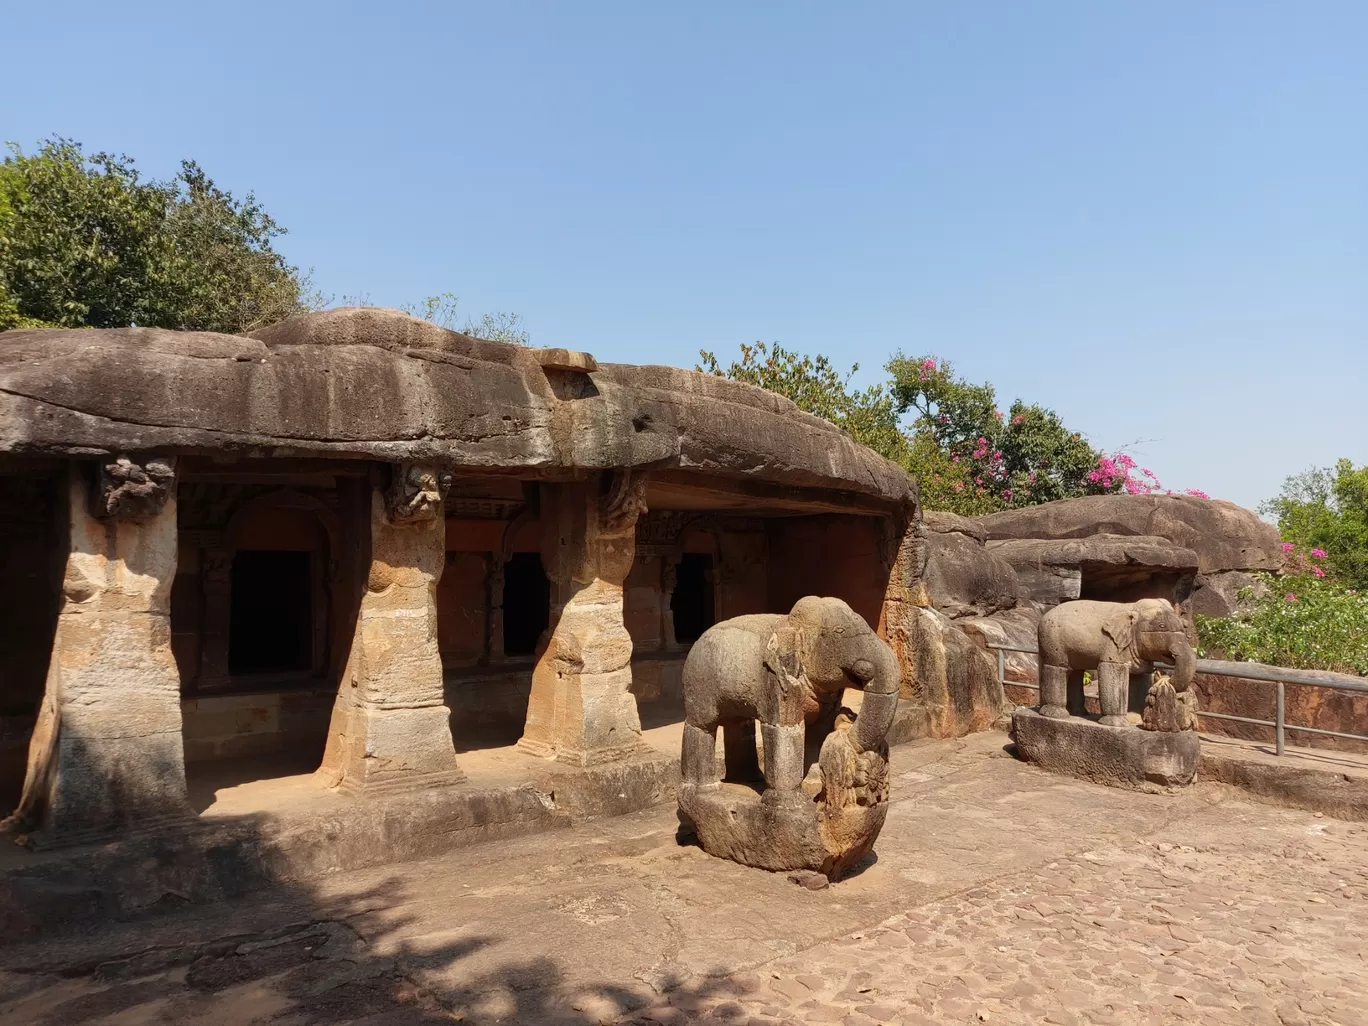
[2,731,1365,1026]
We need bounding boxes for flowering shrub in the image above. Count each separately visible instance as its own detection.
[1195,546,1368,675]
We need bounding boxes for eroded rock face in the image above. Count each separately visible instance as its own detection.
[988,535,1199,606]
[890,606,1005,743]
[922,511,1018,619]
[0,310,917,514]
[977,495,1282,575]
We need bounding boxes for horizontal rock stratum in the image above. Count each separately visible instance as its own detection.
[0,307,916,511]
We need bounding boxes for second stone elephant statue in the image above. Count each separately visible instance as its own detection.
[1037,597,1196,727]
[679,596,901,796]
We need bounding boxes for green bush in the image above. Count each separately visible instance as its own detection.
[1196,572,1368,676]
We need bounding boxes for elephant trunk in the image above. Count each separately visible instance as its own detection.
[854,643,901,752]
[1169,636,1196,693]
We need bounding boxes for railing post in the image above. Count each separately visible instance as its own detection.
[1275,681,1285,756]
[997,648,1006,688]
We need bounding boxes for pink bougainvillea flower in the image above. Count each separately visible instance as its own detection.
[1011,414,1025,425]
[1312,566,1326,578]
[1311,548,1327,559]
[1285,592,1297,602]
[921,358,936,370]
[1282,542,1295,553]
[1184,488,1210,499]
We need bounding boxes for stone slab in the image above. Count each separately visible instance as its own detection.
[1011,706,1200,789]
[0,750,677,944]
[1199,736,1368,822]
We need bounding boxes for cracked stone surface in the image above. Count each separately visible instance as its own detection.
[2,731,1365,1025]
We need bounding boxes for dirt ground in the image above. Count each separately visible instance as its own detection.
[2,731,1365,1026]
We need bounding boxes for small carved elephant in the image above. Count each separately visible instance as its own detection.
[1037,597,1195,727]
[680,597,901,796]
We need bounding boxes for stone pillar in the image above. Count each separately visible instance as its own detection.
[199,546,233,685]
[486,556,505,662]
[519,471,648,765]
[7,457,191,847]
[660,557,678,650]
[318,464,465,793]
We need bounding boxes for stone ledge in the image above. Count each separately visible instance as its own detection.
[1200,747,1368,822]
[0,750,678,945]
[1011,707,1200,790]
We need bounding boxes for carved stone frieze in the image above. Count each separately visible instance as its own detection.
[385,463,453,524]
[90,455,177,522]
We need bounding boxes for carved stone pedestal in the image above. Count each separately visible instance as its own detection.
[678,720,890,880]
[1011,706,1200,789]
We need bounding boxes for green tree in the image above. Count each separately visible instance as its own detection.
[1263,459,1368,590]
[0,138,315,334]
[700,343,1134,516]
[888,354,1115,508]
[698,342,910,463]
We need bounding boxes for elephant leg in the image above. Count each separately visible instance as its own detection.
[1067,671,1088,717]
[681,723,720,788]
[803,701,841,771]
[723,720,762,783]
[760,721,806,794]
[1128,671,1153,715]
[1040,664,1069,719]
[1097,661,1128,727]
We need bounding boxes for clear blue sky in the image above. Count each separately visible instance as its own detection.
[7,2,1365,510]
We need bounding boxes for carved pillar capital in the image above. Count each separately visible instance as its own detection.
[600,469,648,536]
[384,463,452,524]
[90,455,178,522]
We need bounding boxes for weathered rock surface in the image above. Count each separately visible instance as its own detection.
[1011,707,1200,788]
[922,510,1018,619]
[989,534,1199,605]
[977,494,1282,574]
[890,606,1005,742]
[0,309,916,512]
[1188,569,1269,618]
[958,605,1043,704]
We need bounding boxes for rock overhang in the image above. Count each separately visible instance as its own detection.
[0,308,918,514]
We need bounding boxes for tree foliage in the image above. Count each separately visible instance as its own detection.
[1196,569,1368,676]
[402,291,531,345]
[700,342,1134,515]
[0,138,316,334]
[1262,459,1368,591]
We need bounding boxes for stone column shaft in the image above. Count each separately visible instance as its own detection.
[9,459,190,847]
[519,472,648,766]
[319,468,464,793]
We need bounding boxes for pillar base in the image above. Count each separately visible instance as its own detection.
[322,705,466,795]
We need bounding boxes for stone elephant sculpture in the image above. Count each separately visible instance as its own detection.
[1038,597,1196,727]
[680,596,901,797]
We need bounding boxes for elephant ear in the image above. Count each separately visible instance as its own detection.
[763,625,803,689]
[1101,608,1138,663]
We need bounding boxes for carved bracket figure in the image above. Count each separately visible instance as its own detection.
[677,596,900,878]
[90,455,177,522]
[385,463,452,524]
[1037,598,1196,727]
[601,469,648,536]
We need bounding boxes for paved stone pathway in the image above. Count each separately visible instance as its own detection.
[2,732,1365,1025]
[628,826,1368,1025]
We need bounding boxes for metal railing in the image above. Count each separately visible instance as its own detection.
[984,642,1368,757]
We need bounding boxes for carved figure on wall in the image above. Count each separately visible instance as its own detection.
[90,455,177,522]
[677,596,900,878]
[1037,597,1195,726]
[385,463,452,524]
